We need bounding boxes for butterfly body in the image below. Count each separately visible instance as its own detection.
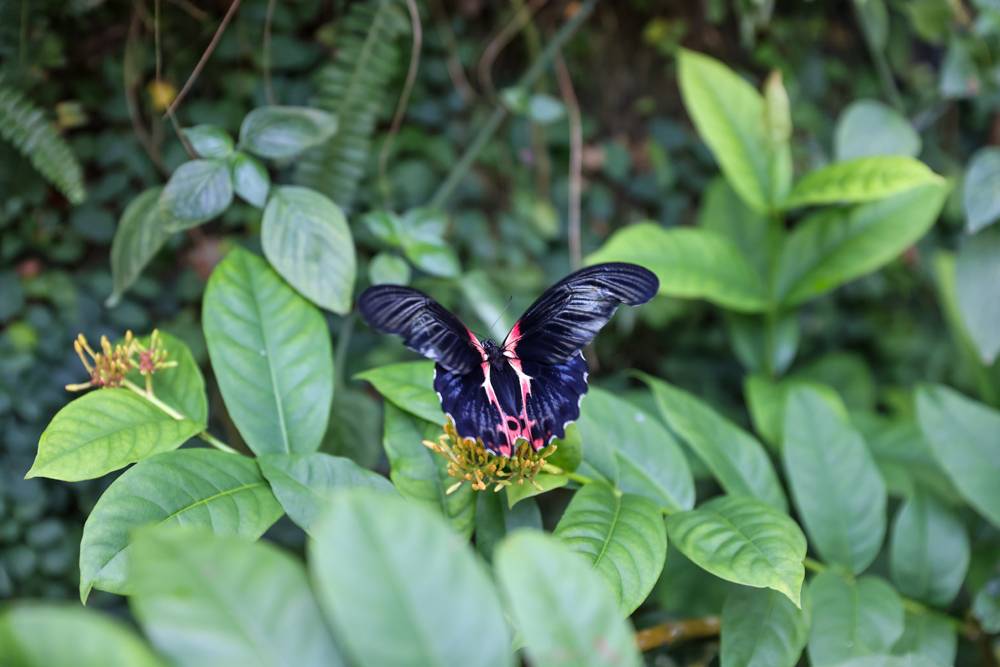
[359,263,658,456]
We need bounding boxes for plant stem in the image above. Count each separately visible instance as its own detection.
[122,379,238,454]
[428,0,600,209]
[803,556,826,573]
[635,616,721,651]
[541,463,593,486]
[852,0,903,111]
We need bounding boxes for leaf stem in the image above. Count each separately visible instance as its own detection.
[122,379,238,454]
[635,616,721,651]
[541,463,593,486]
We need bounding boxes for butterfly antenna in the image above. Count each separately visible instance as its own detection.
[488,295,514,335]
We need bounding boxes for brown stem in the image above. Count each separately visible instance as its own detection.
[636,616,721,652]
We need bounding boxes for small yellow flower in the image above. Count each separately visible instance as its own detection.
[65,329,176,392]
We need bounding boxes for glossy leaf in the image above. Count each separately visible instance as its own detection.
[782,386,886,574]
[160,159,233,230]
[834,100,921,161]
[807,572,904,667]
[130,527,343,667]
[107,187,170,307]
[182,125,234,158]
[127,331,207,426]
[203,248,333,456]
[474,492,541,563]
[964,147,1000,233]
[893,612,957,667]
[554,482,667,614]
[356,361,444,425]
[239,106,338,160]
[721,587,808,667]
[955,228,1000,364]
[783,156,941,209]
[495,531,641,667]
[666,495,807,606]
[309,489,511,667]
[26,388,200,482]
[643,375,787,511]
[230,151,270,208]
[78,449,282,601]
[258,452,394,535]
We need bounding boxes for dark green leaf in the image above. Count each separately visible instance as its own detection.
[475,492,541,563]
[160,159,233,230]
[964,147,1000,233]
[721,587,808,667]
[893,612,957,667]
[239,106,338,160]
[726,311,799,375]
[107,187,170,307]
[321,387,383,469]
[744,374,843,448]
[356,361,444,425]
[807,572,904,667]
[955,228,1000,364]
[698,178,779,283]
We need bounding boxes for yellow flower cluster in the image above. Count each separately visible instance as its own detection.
[66,330,176,392]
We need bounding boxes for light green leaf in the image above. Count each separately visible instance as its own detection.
[577,387,694,512]
[182,125,234,158]
[258,452,394,535]
[474,492,541,563]
[795,351,877,411]
[834,100,921,161]
[677,49,789,212]
[160,159,233,230]
[972,579,1000,633]
[107,187,170,307]
[834,654,944,667]
[78,449,282,601]
[782,386,886,574]
[127,331,207,426]
[783,156,941,209]
[26,388,200,482]
[0,603,166,667]
[956,228,1000,364]
[239,106,338,160]
[721,587,808,667]
[916,384,1000,527]
[744,374,843,448]
[261,186,356,314]
[495,531,641,667]
[130,527,344,667]
[698,178,780,284]
[964,147,1000,233]
[643,375,787,511]
[460,270,514,340]
[402,239,460,278]
[666,495,807,606]
[889,488,969,606]
[807,572,904,667]
[893,612,957,667]
[774,182,950,306]
[368,252,411,285]
[310,489,511,667]
[230,151,270,208]
[587,224,768,312]
[506,473,567,508]
[203,248,333,456]
[356,361,444,425]
[554,482,667,614]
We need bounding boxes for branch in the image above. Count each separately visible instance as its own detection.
[636,616,721,652]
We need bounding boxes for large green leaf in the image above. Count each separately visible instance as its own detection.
[889,489,969,606]
[160,159,233,230]
[955,228,1000,364]
[834,100,921,161]
[0,603,165,667]
[554,482,667,614]
[576,387,694,512]
[203,248,333,456]
[774,182,950,306]
[782,386,886,574]
[258,452,394,535]
[26,388,200,482]
[78,449,282,601]
[382,403,474,537]
[309,489,511,667]
[261,186,355,314]
[474,492,541,563]
[743,374,843,448]
[239,106,338,160]
[720,587,808,667]
[726,310,800,376]
[677,49,789,213]
[666,495,807,606]
[107,187,170,307]
[586,224,769,312]
[782,156,941,209]
[698,178,780,284]
[356,361,444,424]
[916,384,1000,527]
[130,527,343,667]
[807,572,904,667]
[495,531,641,667]
[322,387,383,468]
[643,375,787,511]
[127,331,207,426]
[893,612,957,667]
[964,147,1000,233]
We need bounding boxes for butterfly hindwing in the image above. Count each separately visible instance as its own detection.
[504,262,659,364]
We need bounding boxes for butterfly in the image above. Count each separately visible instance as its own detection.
[358,263,659,457]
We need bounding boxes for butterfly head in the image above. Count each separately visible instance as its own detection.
[481,339,506,367]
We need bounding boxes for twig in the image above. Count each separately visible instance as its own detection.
[555,54,582,270]
[636,616,721,651]
[168,109,198,159]
[477,0,547,101]
[123,380,238,454]
[428,0,476,103]
[262,0,277,104]
[124,5,166,174]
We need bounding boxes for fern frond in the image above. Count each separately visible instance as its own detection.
[295,0,409,211]
[0,78,86,204]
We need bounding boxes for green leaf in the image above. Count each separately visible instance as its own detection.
[322,387,383,468]
[807,572,905,667]
[547,423,582,472]
[402,239,461,278]
[893,612,957,667]
[495,531,641,667]
[643,375,787,511]
[833,655,944,667]
[182,125,234,158]
[774,182,950,306]
[0,603,166,667]
[258,452,394,535]
[382,403,474,537]
[203,248,334,456]
[677,49,789,213]
[744,374,843,448]
[362,210,404,246]
[667,495,806,606]
[230,151,270,208]
[964,147,1000,233]
[795,351,877,411]
[130,527,343,667]
[782,386,886,574]
[587,224,769,312]
[972,579,1000,634]
[78,448,283,601]
[160,159,233,230]
[460,270,515,340]
[889,488,969,606]
[577,387,694,511]
[261,186,356,314]
[783,156,941,209]
[356,361,444,425]
[916,384,1000,528]
[554,482,667,614]
[726,311,799,375]
[474,492,541,563]
[368,252,411,285]
[698,178,779,283]
[506,473,568,508]
[239,106,338,160]
[955,228,1000,364]
[26,388,200,482]
[310,489,511,667]
[720,587,808,667]
[834,100,921,161]
[127,331,207,426]
[107,187,170,307]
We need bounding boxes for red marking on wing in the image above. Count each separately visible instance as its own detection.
[503,321,523,355]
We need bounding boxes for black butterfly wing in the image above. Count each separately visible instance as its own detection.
[503,262,659,364]
[357,285,481,374]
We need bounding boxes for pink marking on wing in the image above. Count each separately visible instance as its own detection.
[507,355,542,450]
[466,327,487,361]
[503,321,523,355]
